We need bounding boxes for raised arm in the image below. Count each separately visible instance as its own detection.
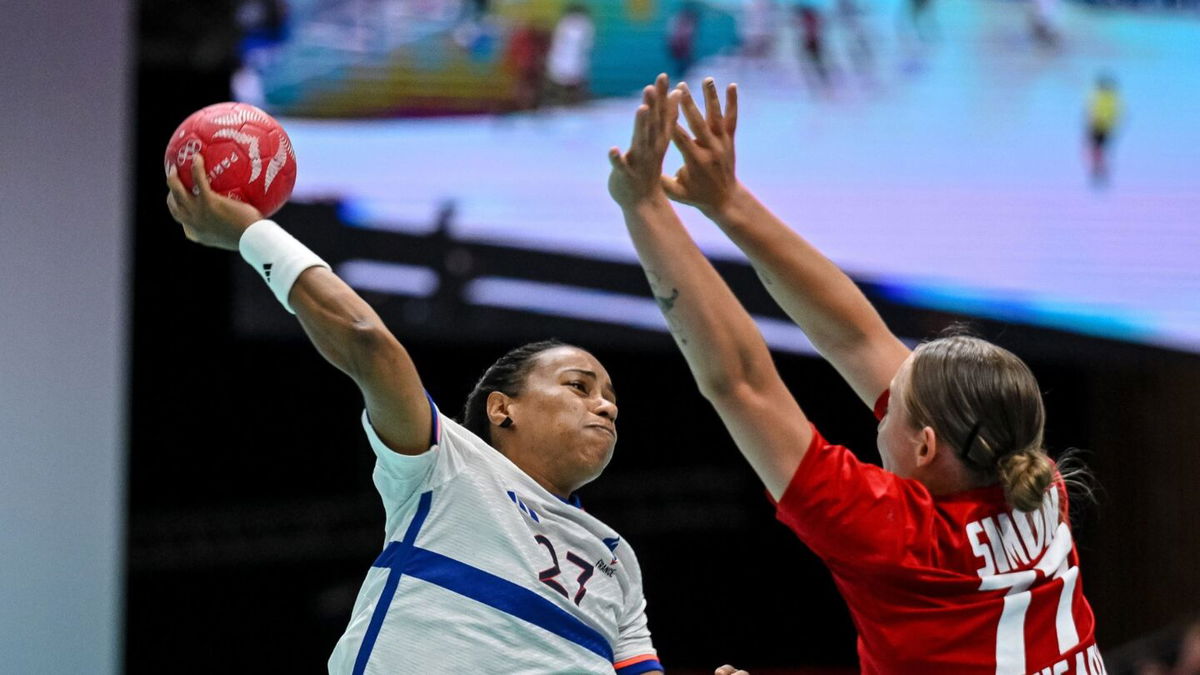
[166,156,431,455]
[662,78,910,408]
[608,75,812,498]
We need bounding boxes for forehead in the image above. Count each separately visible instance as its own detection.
[531,346,612,382]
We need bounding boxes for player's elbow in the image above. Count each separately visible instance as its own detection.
[695,370,740,402]
[694,343,780,401]
[695,362,765,404]
[342,318,403,379]
[699,377,774,425]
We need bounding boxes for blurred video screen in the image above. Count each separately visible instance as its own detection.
[233,0,1200,353]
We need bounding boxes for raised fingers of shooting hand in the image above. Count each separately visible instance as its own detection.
[714,665,750,675]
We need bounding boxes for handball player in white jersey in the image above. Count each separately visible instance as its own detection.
[608,75,1102,674]
[166,160,663,675]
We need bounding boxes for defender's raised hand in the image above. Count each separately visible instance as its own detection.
[608,73,681,209]
[166,154,263,250]
[663,77,742,217]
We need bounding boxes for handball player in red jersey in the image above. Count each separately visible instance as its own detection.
[607,74,1104,675]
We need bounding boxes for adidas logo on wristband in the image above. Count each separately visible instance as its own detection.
[239,220,328,315]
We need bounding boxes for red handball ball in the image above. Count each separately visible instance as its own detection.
[164,102,297,217]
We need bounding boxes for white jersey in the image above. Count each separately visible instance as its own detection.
[328,397,661,675]
[546,13,594,86]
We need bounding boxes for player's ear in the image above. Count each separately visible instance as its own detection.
[486,391,513,428]
[915,426,939,467]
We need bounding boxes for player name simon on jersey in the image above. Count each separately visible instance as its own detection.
[965,483,1064,576]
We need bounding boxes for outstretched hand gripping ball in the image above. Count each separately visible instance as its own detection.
[164,102,297,217]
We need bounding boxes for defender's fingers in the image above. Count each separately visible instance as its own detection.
[671,123,701,162]
[726,83,739,136]
[190,154,211,196]
[641,86,659,139]
[634,104,652,147]
[660,175,688,202]
[655,72,670,96]
[703,77,724,135]
[629,103,650,146]
[655,73,671,126]
[666,88,682,128]
[677,82,712,142]
[607,147,626,170]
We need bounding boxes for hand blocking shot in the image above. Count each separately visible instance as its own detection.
[609,75,1104,675]
[165,136,663,673]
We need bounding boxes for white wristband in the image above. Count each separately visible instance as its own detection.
[238,219,330,314]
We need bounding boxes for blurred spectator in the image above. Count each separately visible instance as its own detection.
[452,0,498,60]
[505,22,551,111]
[236,0,289,54]
[835,0,875,86]
[1085,73,1123,185]
[1028,0,1062,48]
[231,0,290,106]
[898,0,938,56]
[667,2,702,79]
[795,5,832,93]
[546,3,595,106]
[739,0,777,61]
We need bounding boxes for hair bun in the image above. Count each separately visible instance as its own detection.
[997,448,1055,512]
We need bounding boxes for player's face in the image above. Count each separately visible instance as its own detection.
[507,346,619,494]
[877,355,923,479]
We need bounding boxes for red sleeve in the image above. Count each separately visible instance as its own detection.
[873,389,890,422]
[774,423,937,569]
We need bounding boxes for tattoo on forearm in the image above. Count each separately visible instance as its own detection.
[655,288,680,313]
[652,287,688,345]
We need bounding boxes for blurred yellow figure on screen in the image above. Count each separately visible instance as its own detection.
[1086,74,1122,185]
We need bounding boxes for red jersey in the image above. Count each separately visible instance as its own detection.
[775,399,1104,675]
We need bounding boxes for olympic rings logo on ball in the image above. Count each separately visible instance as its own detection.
[165,102,296,217]
[177,139,203,165]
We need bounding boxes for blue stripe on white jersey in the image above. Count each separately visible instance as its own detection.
[374,523,615,662]
[328,399,659,674]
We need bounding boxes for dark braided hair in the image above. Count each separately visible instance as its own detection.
[461,339,571,446]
